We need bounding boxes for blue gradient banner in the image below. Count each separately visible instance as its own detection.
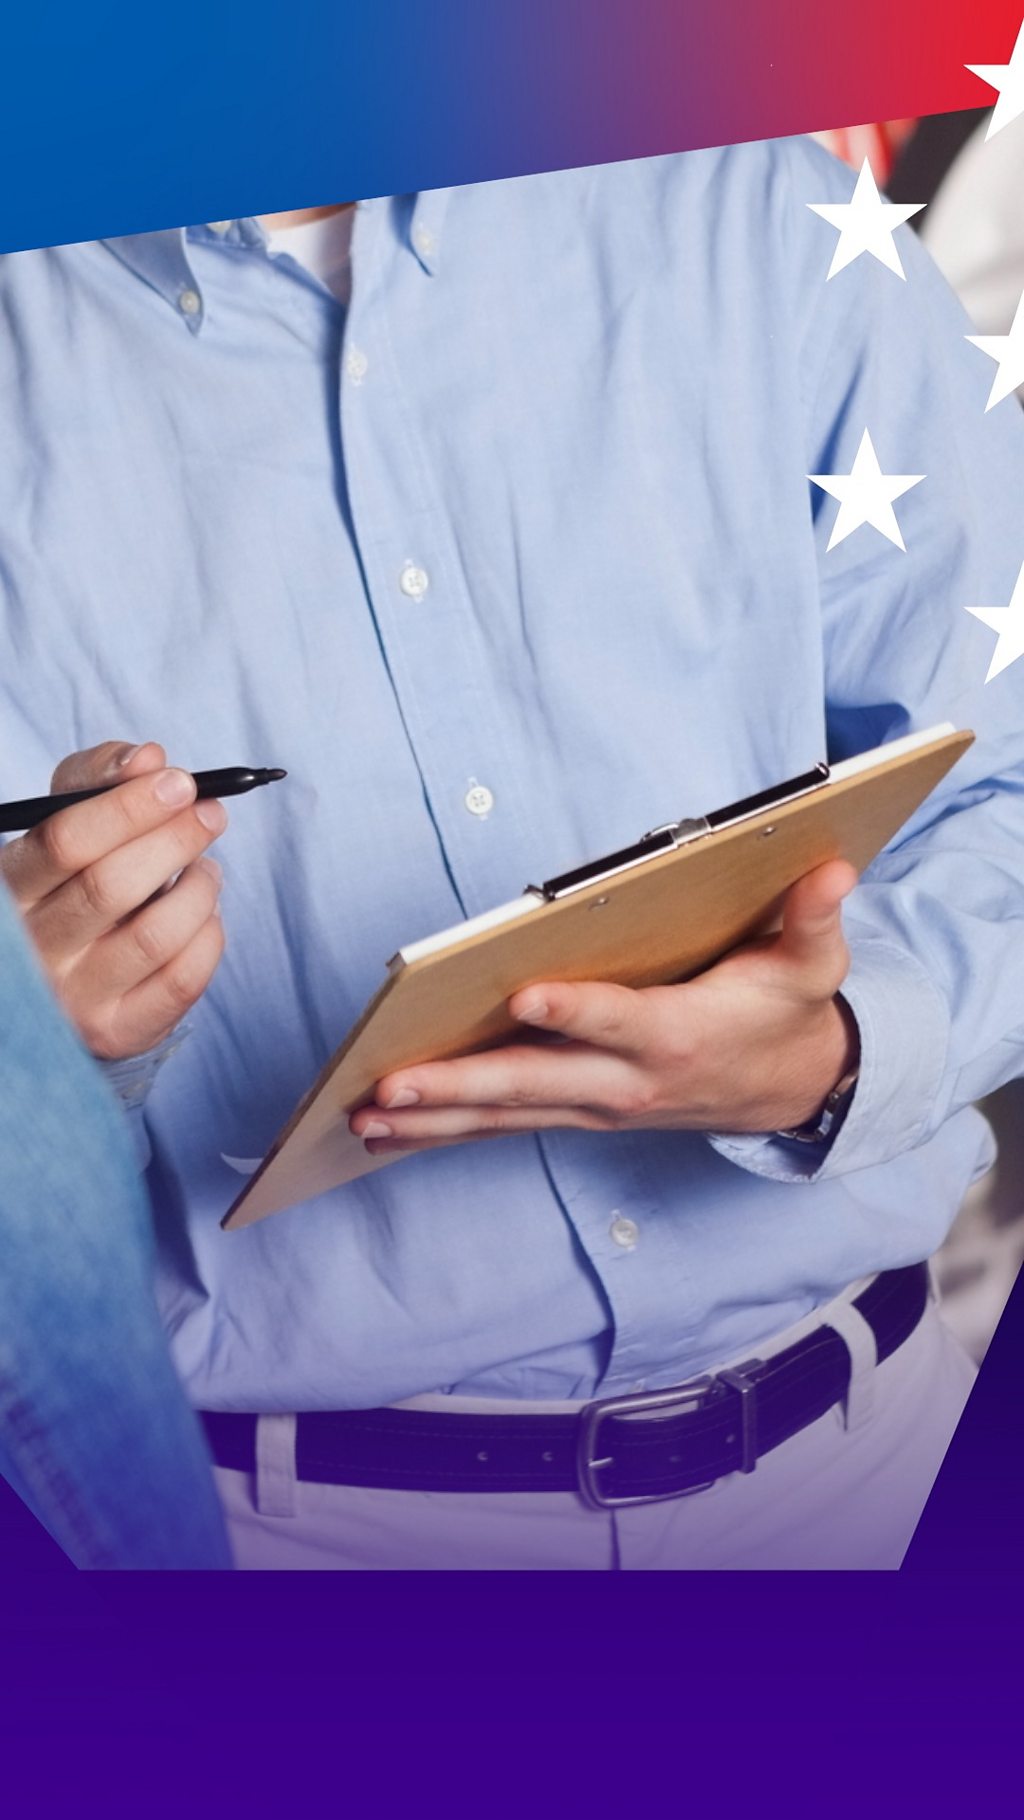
[1,1,1022,252]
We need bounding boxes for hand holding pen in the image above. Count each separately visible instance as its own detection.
[0,741,284,1060]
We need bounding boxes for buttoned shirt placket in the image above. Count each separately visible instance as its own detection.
[336,195,674,1396]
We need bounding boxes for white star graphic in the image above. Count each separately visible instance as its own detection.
[966,287,1024,409]
[967,560,1024,682]
[808,429,925,552]
[966,18,1024,139]
[807,158,925,280]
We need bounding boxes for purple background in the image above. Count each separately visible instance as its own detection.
[3,1545,1021,1806]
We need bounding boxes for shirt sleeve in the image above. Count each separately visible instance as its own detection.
[709,135,1024,1188]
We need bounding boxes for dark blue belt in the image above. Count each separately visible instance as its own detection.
[201,1262,929,1509]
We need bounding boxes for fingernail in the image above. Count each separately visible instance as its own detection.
[113,744,142,771]
[384,1088,420,1108]
[362,1120,393,1139]
[154,768,195,806]
[195,799,228,833]
[198,857,223,885]
[515,998,548,1023]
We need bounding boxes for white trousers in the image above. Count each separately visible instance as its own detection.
[213,1284,976,1571]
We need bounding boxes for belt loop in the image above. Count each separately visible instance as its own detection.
[824,1302,878,1433]
[255,1414,298,1517]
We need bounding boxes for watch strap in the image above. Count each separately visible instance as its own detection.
[776,1065,860,1145]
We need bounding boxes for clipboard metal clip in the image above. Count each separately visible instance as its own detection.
[639,815,710,845]
[532,763,831,902]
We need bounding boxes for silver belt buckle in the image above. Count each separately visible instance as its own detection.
[576,1376,720,1511]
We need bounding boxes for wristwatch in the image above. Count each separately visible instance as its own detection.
[776,1065,861,1145]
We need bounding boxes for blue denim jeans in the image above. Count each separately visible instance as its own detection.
[0,885,231,1569]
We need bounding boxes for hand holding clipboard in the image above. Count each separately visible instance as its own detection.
[224,724,971,1229]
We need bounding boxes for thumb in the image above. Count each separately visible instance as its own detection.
[50,739,167,793]
[777,859,857,983]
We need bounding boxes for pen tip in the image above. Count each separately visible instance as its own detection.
[266,768,287,782]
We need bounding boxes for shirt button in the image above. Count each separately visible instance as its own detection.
[610,1214,639,1250]
[415,225,436,256]
[399,562,430,600]
[464,783,495,818]
[345,346,369,384]
[178,288,201,317]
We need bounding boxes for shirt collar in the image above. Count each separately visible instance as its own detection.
[101,228,205,334]
[406,190,450,274]
[100,193,452,330]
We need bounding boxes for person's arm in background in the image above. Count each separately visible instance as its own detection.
[0,881,231,1569]
[0,869,232,1565]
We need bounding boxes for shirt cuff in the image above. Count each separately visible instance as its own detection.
[706,934,950,1186]
[97,1023,191,1109]
[95,1025,191,1169]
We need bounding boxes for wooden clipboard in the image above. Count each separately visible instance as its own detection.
[223,724,972,1229]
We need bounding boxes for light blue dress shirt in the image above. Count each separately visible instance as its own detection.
[2,141,1023,1411]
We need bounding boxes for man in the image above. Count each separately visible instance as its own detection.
[1,139,1022,1568]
